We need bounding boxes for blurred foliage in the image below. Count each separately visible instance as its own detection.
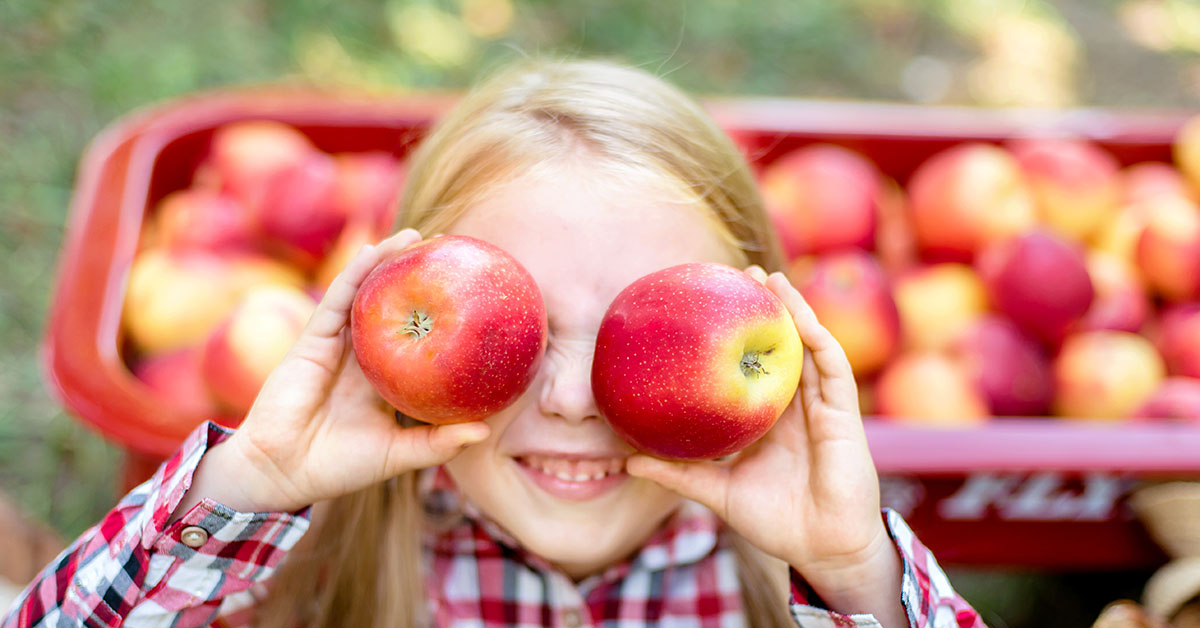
[3,0,1200,624]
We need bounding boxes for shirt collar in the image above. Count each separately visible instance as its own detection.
[419,466,722,581]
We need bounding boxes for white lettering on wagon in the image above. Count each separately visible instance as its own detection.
[936,472,1129,521]
[879,476,925,519]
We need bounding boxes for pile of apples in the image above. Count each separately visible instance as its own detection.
[122,114,1200,429]
[122,121,405,421]
[763,122,1200,425]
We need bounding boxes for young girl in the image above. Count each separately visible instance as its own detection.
[5,60,982,628]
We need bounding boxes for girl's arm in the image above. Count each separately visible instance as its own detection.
[628,270,985,628]
[6,229,488,627]
[1,421,309,628]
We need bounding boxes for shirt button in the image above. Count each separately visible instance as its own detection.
[562,608,582,628]
[180,526,209,548]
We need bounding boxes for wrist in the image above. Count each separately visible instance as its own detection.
[208,435,307,513]
[791,523,898,601]
[789,523,908,627]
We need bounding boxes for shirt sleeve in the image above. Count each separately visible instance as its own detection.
[786,509,986,628]
[1,422,311,628]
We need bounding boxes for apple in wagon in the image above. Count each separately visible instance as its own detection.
[203,285,317,415]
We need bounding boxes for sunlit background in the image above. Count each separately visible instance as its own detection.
[4,1,1200,625]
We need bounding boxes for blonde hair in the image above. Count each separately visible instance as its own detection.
[259,59,790,627]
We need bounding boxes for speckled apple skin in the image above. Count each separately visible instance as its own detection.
[592,263,803,460]
[351,236,548,424]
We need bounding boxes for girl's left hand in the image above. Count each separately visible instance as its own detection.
[626,269,900,611]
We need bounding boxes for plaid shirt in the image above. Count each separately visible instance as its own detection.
[3,422,983,627]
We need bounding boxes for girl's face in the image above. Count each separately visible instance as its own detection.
[443,161,742,580]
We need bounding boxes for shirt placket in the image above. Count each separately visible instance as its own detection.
[546,570,592,628]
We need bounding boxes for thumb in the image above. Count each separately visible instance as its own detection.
[383,421,491,476]
[625,455,729,513]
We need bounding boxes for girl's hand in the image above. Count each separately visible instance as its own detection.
[625,269,904,622]
[180,229,490,516]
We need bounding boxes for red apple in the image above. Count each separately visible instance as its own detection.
[1076,252,1151,333]
[209,120,316,212]
[591,263,803,460]
[1054,331,1166,420]
[332,152,405,236]
[1121,162,1193,206]
[977,230,1094,345]
[202,286,317,415]
[256,152,346,270]
[314,219,377,292]
[760,144,881,258]
[123,249,306,354]
[873,178,918,273]
[1172,113,1200,193]
[153,189,255,252]
[1135,195,1200,302]
[1157,304,1200,379]
[1092,205,1150,268]
[351,235,547,424]
[790,250,900,377]
[1133,377,1200,421]
[132,347,219,417]
[875,352,989,425]
[1009,137,1121,242]
[892,263,988,351]
[950,315,1053,416]
[907,143,1037,261]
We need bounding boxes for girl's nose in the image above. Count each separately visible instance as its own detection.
[538,342,602,423]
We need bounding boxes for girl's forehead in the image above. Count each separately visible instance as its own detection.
[448,169,740,290]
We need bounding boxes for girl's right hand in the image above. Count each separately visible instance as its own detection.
[175,229,491,516]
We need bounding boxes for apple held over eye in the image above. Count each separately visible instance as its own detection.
[351,235,548,424]
[591,263,803,460]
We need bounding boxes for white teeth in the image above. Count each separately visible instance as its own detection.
[523,455,621,482]
[549,470,607,482]
[539,466,609,482]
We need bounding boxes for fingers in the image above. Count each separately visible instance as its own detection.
[799,345,820,412]
[382,421,492,478]
[747,266,851,386]
[305,229,422,339]
[330,346,382,405]
[374,227,425,258]
[763,272,857,406]
[625,455,730,514]
[744,264,769,284]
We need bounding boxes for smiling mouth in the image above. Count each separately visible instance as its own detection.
[518,454,626,481]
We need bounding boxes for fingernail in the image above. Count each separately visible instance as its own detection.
[461,424,489,443]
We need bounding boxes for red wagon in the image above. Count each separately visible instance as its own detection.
[42,90,1200,570]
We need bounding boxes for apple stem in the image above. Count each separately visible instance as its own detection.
[741,352,769,377]
[402,311,433,339]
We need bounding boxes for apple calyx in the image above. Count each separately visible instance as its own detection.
[741,348,773,377]
[402,311,433,339]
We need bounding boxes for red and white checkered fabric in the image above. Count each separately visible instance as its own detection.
[3,422,983,627]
